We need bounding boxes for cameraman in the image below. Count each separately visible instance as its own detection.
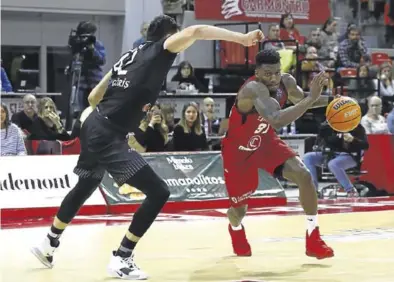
[303,122,369,197]
[70,21,106,114]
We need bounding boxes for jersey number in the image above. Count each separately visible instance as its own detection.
[254,120,269,134]
[112,48,139,75]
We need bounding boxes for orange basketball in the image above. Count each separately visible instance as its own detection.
[326,96,361,132]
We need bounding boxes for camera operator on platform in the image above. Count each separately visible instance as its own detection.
[68,21,106,115]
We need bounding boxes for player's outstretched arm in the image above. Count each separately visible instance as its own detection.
[285,73,331,108]
[87,70,113,108]
[164,25,263,53]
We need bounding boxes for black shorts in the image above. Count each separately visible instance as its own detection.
[74,109,148,185]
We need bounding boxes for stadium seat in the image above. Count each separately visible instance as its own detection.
[61,138,81,155]
[339,68,357,78]
[371,52,391,66]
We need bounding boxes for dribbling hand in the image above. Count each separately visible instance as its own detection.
[242,30,264,47]
[309,71,328,101]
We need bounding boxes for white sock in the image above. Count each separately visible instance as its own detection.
[231,224,242,231]
[306,215,318,235]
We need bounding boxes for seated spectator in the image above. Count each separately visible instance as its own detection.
[301,46,326,90]
[27,97,71,140]
[172,102,208,151]
[1,65,12,92]
[262,24,285,51]
[171,61,206,92]
[279,13,305,46]
[303,122,369,197]
[161,104,175,133]
[1,103,26,156]
[305,28,335,68]
[320,18,339,65]
[133,22,149,49]
[348,65,377,109]
[200,97,220,136]
[387,108,394,134]
[361,96,390,134]
[128,103,169,152]
[338,25,370,68]
[375,62,394,97]
[11,94,38,132]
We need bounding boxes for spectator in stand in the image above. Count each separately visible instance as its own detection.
[338,25,370,68]
[387,107,394,134]
[279,13,305,46]
[262,24,285,51]
[161,104,175,133]
[128,103,169,152]
[200,97,220,136]
[303,121,368,197]
[385,1,394,47]
[320,17,339,66]
[348,65,377,110]
[11,94,37,132]
[361,96,390,134]
[27,97,71,141]
[172,102,208,151]
[301,46,325,90]
[1,103,26,156]
[305,28,336,68]
[375,62,394,97]
[133,22,150,48]
[1,65,12,92]
[171,61,206,92]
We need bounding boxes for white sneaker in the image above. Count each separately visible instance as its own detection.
[107,251,148,280]
[31,237,58,268]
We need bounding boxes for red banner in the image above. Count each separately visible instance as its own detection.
[195,0,330,25]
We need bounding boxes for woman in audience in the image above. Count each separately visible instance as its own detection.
[279,13,304,46]
[348,65,377,114]
[172,102,208,151]
[361,96,390,134]
[375,62,394,97]
[161,104,175,133]
[128,103,169,152]
[27,97,71,141]
[1,103,26,156]
[171,61,206,92]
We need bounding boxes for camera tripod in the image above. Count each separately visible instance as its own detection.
[65,53,83,130]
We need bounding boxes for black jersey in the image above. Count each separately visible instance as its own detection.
[98,37,177,133]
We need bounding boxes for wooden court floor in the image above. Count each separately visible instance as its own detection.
[1,210,394,282]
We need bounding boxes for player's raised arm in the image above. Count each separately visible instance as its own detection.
[238,73,326,130]
[87,70,113,108]
[164,25,264,53]
[284,73,332,108]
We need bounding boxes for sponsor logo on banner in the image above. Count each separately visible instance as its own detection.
[164,175,225,187]
[0,155,105,209]
[166,156,194,170]
[194,0,330,24]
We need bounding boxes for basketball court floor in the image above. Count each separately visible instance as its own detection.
[1,197,394,282]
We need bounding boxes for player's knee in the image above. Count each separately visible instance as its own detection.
[150,180,170,203]
[294,166,313,186]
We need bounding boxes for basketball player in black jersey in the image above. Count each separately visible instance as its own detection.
[31,15,264,280]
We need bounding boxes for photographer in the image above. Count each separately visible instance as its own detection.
[69,21,106,114]
[303,122,369,197]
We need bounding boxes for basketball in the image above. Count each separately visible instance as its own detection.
[326,96,361,132]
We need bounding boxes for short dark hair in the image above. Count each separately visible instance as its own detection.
[146,15,179,42]
[255,49,281,67]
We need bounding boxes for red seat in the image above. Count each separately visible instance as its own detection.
[339,68,357,78]
[371,52,391,66]
[220,41,259,68]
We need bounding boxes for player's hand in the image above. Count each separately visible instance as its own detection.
[309,71,327,101]
[241,30,264,47]
[343,133,354,143]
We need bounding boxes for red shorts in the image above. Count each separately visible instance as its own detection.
[221,136,296,207]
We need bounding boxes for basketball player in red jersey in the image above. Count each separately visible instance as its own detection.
[222,49,335,259]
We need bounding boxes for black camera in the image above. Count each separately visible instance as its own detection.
[68,30,96,55]
[68,21,97,55]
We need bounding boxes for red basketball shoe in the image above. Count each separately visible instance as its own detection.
[228,224,252,256]
[305,227,334,259]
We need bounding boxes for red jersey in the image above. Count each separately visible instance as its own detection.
[221,75,297,207]
[224,75,288,146]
